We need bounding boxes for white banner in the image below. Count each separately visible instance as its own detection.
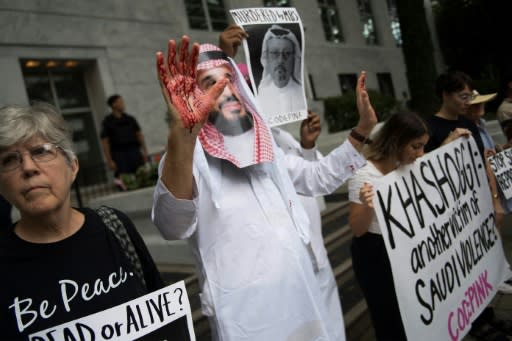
[488,147,512,200]
[29,281,195,341]
[373,137,508,341]
[230,7,308,126]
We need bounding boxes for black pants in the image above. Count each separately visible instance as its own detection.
[351,233,407,341]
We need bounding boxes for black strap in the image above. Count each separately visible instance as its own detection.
[95,206,147,290]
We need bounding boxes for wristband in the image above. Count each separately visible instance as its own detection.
[350,128,372,144]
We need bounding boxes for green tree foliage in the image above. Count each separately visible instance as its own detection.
[395,0,438,116]
[324,89,400,133]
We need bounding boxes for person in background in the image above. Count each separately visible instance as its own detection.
[465,90,512,296]
[497,71,512,143]
[348,111,430,341]
[220,26,343,335]
[0,104,188,339]
[424,70,484,155]
[100,94,149,190]
[425,71,510,341]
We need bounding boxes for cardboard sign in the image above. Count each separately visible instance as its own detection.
[230,7,307,126]
[373,138,508,341]
[29,281,195,341]
[488,147,512,200]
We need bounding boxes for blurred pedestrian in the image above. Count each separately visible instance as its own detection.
[100,94,148,190]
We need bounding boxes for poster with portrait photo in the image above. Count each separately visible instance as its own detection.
[230,7,307,127]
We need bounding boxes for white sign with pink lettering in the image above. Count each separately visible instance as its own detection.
[373,137,509,341]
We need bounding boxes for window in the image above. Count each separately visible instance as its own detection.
[377,72,395,98]
[21,59,106,186]
[185,0,227,31]
[317,0,344,43]
[338,74,358,95]
[357,0,378,45]
[386,0,402,47]
[264,0,291,6]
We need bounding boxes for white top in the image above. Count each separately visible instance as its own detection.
[152,139,365,340]
[348,161,384,235]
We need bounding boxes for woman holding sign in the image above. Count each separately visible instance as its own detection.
[348,112,430,341]
[0,104,190,340]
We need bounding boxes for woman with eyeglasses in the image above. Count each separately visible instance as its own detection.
[424,70,485,156]
[0,104,189,339]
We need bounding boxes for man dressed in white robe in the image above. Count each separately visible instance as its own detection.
[152,37,377,341]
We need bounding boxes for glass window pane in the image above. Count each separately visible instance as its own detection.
[208,0,227,31]
[185,0,207,29]
[52,72,89,109]
[357,0,378,45]
[386,0,402,47]
[338,74,358,94]
[377,72,395,98]
[22,72,55,105]
[317,0,344,43]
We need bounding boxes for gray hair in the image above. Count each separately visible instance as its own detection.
[0,103,76,163]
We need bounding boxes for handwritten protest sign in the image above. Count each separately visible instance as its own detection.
[230,7,307,126]
[488,147,512,200]
[29,281,195,341]
[373,138,508,341]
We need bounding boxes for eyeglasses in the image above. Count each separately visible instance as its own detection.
[0,143,63,172]
[457,92,477,102]
[268,50,294,61]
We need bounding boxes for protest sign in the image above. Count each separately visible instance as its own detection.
[373,137,508,341]
[29,281,195,341]
[488,147,512,200]
[230,7,307,126]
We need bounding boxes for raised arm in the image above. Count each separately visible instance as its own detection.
[156,36,227,199]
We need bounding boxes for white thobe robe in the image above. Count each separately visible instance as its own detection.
[152,139,365,341]
[271,127,344,340]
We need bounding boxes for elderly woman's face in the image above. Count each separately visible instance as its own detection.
[0,136,78,217]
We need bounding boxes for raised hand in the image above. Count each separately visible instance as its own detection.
[300,111,322,149]
[156,36,227,132]
[355,71,378,135]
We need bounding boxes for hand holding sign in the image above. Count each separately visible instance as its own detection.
[219,24,248,58]
[442,128,471,146]
[359,182,374,208]
[156,36,228,132]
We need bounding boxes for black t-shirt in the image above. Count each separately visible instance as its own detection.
[0,208,188,340]
[424,114,485,157]
[100,113,141,150]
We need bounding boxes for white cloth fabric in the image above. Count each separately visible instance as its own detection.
[257,79,306,116]
[223,129,255,168]
[272,127,344,340]
[348,161,384,235]
[152,139,365,341]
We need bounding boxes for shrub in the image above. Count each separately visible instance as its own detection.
[324,90,401,133]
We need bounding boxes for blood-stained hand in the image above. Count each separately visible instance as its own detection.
[156,36,228,133]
